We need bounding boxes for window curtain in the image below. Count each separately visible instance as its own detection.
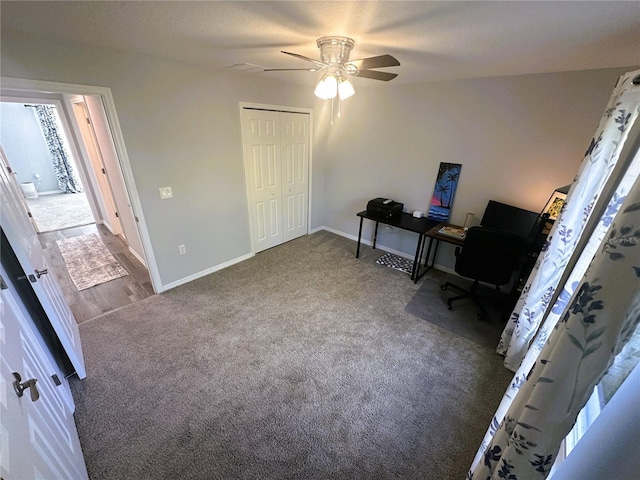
[467,68,640,479]
[30,105,83,194]
[498,69,640,371]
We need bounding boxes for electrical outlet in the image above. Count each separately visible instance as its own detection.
[178,244,186,255]
[159,187,173,199]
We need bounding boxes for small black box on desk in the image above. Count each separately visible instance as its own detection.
[366,198,404,220]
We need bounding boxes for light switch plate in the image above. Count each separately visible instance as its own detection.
[159,187,173,199]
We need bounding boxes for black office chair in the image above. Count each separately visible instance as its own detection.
[441,226,525,320]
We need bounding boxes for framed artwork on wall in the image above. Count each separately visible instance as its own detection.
[428,162,462,222]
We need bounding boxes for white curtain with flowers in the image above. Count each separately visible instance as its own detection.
[498,69,640,371]
[468,69,640,479]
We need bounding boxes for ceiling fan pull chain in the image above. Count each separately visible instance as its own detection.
[330,97,335,125]
[337,97,342,118]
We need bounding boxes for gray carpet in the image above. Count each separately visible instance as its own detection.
[26,192,94,232]
[70,231,513,480]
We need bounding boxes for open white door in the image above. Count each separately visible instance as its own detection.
[0,270,88,480]
[0,147,86,378]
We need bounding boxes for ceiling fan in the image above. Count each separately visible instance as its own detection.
[265,36,400,101]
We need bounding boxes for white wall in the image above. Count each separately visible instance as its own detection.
[1,28,633,281]
[550,361,640,479]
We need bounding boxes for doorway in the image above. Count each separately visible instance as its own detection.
[1,79,158,321]
[0,100,96,233]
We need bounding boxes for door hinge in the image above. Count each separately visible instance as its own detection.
[0,274,7,290]
[135,216,139,222]
[102,168,106,174]
[6,166,14,174]
[115,211,119,218]
[27,211,33,218]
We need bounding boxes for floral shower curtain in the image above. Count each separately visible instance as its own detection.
[468,68,640,479]
[30,105,83,194]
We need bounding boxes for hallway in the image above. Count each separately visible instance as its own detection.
[38,223,154,323]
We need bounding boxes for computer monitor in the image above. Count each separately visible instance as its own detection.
[481,200,540,247]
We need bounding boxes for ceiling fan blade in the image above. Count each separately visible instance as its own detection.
[352,69,398,81]
[264,68,321,72]
[348,54,400,70]
[281,51,328,68]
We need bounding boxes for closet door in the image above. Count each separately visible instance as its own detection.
[242,108,310,253]
[242,109,283,252]
[281,112,309,243]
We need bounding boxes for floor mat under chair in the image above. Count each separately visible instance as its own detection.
[405,272,508,349]
[375,253,414,275]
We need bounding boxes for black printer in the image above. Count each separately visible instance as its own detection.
[366,198,404,220]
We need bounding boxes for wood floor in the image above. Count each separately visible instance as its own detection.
[38,223,155,323]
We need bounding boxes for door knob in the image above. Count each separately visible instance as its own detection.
[12,372,40,402]
[35,268,48,278]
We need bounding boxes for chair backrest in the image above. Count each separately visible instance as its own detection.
[454,226,526,286]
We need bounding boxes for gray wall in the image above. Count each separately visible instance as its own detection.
[0,102,60,192]
[318,68,630,268]
[1,28,633,282]
[1,30,319,287]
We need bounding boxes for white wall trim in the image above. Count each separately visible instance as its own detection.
[1,76,162,293]
[156,224,457,292]
[159,252,255,292]
[314,225,456,275]
[128,245,147,267]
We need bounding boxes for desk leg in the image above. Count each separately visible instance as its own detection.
[372,222,379,249]
[415,238,439,283]
[356,216,364,258]
[411,234,424,282]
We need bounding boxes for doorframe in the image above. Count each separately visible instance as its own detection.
[239,102,313,253]
[68,96,124,236]
[1,76,161,293]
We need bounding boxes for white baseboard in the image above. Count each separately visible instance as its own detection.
[159,226,457,293]
[128,246,147,267]
[159,252,255,292]
[37,190,64,196]
[316,225,456,274]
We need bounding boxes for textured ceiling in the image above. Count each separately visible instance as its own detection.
[2,1,640,86]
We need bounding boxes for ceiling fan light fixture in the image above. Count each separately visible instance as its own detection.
[314,74,338,99]
[316,36,355,64]
[337,77,355,100]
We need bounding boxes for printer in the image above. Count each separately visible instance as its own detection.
[366,198,404,220]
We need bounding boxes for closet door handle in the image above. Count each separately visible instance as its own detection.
[12,372,40,402]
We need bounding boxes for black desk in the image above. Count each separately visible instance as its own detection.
[356,211,438,283]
